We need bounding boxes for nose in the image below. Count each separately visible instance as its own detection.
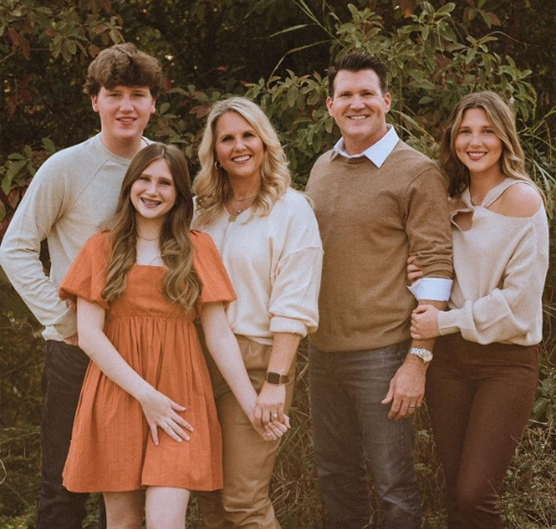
[119,94,133,112]
[350,94,365,109]
[145,181,158,195]
[233,138,246,151]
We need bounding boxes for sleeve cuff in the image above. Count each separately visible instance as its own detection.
[52,308,78,340]
[407,278,453,301]
[269,316,309,337]
[437,309,461,336]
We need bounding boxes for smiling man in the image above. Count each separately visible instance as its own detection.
[306,52,453,529]
[0,43,161,529]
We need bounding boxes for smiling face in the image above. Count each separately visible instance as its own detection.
[327,69,391,155]
[92,85,156,156]
[130,158,177,225]
[455,108,503,180]
[214,111,265,185]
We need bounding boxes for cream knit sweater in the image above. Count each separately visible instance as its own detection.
[0,134,138,341]
[438,178,549,345]
[193,188,323,345]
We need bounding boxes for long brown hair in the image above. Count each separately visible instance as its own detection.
[440,91,544,201]
[102,143,200,310]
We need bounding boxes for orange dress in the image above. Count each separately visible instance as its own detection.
[59,230,235,492]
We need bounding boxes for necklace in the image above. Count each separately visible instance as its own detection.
[137,234,160,241]
[227,198,256,222]
[231,192,258,202]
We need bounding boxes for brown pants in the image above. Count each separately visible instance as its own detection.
[427,333,539,529]
[197,336,296,529]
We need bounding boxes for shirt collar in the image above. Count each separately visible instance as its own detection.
[331,125,399,168]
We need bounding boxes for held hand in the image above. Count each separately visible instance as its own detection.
[411,305,441,340]
[63,333,79,346]
[381,358,426,420]
[246,408,290,442]
[406,255,423,285]
[139,388,194,446]
[254,382,289,429]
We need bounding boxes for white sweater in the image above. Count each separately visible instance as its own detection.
[0,134,137,341]
[438,178,549,345]
[193,188,323,345]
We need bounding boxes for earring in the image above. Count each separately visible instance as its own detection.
[214,160,221,170]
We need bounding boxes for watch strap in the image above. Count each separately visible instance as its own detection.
[266,371,289,385]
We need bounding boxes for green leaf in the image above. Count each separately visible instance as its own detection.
[7,160,27,182]
[42,137,56,153]
[435,3,455,17]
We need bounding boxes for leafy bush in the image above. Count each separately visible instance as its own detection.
[2,1,556,527]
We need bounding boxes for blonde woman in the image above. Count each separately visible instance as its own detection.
[193,97,323,528]
[59,143,282,529]
[410,92,549,529]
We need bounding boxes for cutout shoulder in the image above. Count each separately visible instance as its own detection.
[490,182,543,218]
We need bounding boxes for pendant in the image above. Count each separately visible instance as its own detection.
[228,214,237,222]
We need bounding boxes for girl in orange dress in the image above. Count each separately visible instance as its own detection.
[59,143,286,529]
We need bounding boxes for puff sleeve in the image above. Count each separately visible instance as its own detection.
[59,232,111,311]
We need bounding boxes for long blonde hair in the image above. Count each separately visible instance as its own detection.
[440,91,544,201]
[102,143,200,310]
[193,96,291,227]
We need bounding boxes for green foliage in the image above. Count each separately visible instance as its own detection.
[2,0,556,526]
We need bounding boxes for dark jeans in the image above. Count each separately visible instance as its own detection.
[37,340,91,529]
[428,334,539,529]
[309,342,421,529]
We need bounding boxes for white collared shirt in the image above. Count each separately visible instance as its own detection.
[332,125,399,168]
[332,125,453,302]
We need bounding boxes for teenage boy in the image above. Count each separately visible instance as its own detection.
[306,52,453,529]
[0,43,161,529]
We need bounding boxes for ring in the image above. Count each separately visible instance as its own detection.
[271,413,279,420]
[408,405,416,409]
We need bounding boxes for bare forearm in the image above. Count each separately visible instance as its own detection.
[78,328,153,402]
[204,331,258,415]
[267,332,300,376]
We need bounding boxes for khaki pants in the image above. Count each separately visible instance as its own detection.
[197,336,296,529]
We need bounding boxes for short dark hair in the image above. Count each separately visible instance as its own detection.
[84,43,162,98]
[328,52,388,96]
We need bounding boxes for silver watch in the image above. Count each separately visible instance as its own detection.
[409,346,433,363]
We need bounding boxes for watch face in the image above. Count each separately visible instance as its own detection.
[267,372,281,384]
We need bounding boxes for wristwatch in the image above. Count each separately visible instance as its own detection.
[266,371,290,385]
[409,346,433,363]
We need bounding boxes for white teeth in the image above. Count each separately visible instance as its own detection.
[142,198,159,206]
[233,155,250,162]
[468,152,486,159]
[349,115,367,120]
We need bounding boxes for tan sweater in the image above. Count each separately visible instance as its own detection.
[306,140,453,352]
[438,178,549,345]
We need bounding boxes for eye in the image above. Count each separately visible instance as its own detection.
[220,135,233,142]
[458,128,471,135]
[138,175,150,181]
[244,131,256,139]
[483,129,495,135]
